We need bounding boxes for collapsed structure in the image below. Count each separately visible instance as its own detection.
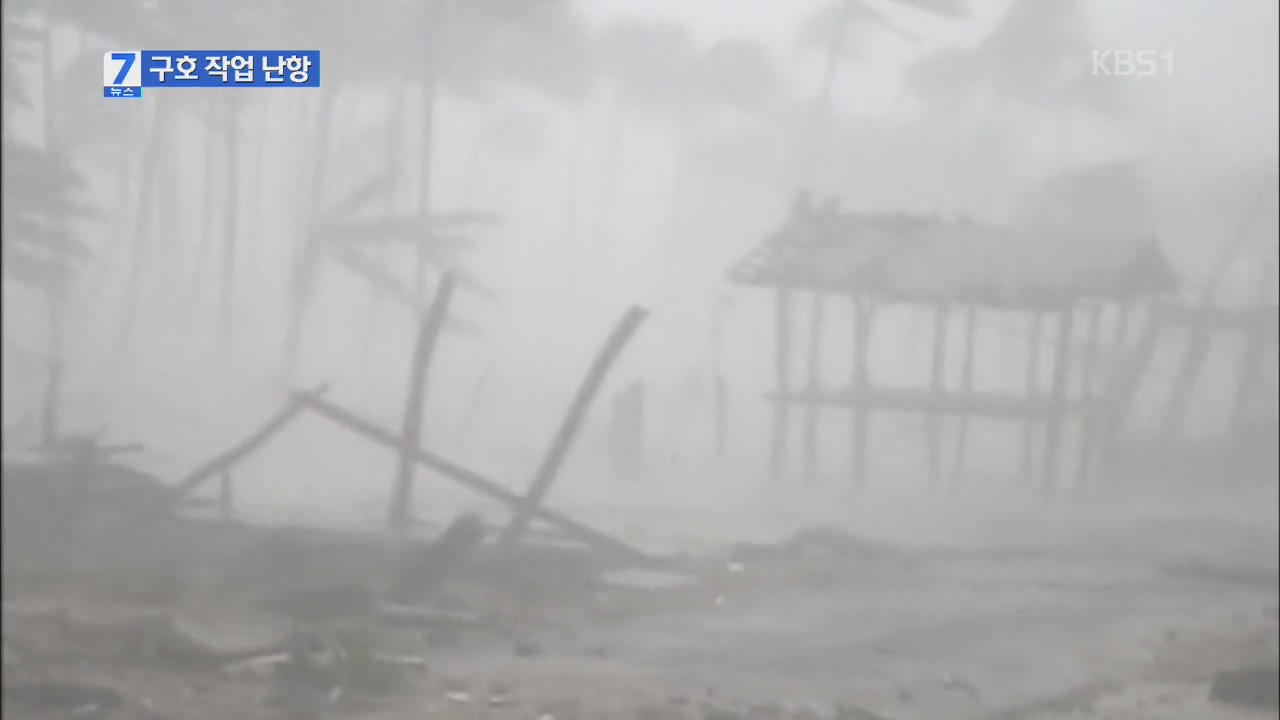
[727,195,1181,492]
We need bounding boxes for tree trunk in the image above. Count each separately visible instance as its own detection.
[414,0,445,306]
[361,81,410,358]
[118,99,170,349]
[798,0,855,188]
[220,98,240,355]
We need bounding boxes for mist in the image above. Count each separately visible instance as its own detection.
[2,1,1277,717]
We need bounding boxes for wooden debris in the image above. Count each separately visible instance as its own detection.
[498,306,649,551]
[389,273,455,537]
[173,383,330,498]
[297,394,653,565]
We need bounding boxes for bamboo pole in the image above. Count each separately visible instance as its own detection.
[1041,306,1076,496]
[1019,310,1044,487]
[950,304,977,492]
[1075,302,1105,489]
[1099,301,1134,487]
[851,296,874,487]
[927,301,950,487]
[769,289,794,483]
[497,306,648,551]
[802,292,826,485]
[388,273,456,537]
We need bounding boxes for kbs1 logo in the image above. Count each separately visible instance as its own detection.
[103,50,320,98]
[1091,50,1174,77]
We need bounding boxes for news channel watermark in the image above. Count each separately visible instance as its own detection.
[1091,50,1174,77]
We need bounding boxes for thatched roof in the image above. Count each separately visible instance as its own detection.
[727,203,1176,306]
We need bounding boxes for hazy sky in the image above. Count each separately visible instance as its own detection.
[587,0,1278,155]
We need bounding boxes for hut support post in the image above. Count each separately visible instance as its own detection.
[1075,302,1105,488]
[802,292,826,485]
[927,301,949,487]
[1019,311,1044,487]
[851,296,873,488]
[1041,305,1076,496]
[951,304,977,492]
[1099,301,1134,486]
[769,289,794,483]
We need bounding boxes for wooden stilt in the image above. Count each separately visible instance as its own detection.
[1099,301,1134,486]
[851,296,873,488]
[802,292,826,485]
[927,301,949,488]
[1019,311,1044,487]
[769,289,794,484]
[1041,306,1076,496]
[1075,302,1105,489]
[1229,259,1277,433]
[950,304,977,492]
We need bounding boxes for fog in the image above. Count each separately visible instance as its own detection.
[2,0,1278,717]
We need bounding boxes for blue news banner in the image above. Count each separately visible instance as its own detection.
[103,50,320,98]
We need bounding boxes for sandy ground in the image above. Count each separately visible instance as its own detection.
[3,473,1277,719]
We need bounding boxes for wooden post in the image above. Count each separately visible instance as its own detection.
[389,273,456,537]
[1099,301,1134,487]
[802,292,826,485]
[927,301,949,487]
[298,393,652,564]
[1229,260,1277,433]
[498,306,648,552]
[850,296,874,487]
[951,304,977,492]
[1041,305,1076,496]
[1075,302,1105,489]
[1019,310,1044,487]
[769,289,794,483]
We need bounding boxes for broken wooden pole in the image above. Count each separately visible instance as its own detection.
[498,306,648,552]
[389,273,456,537]
[927,301,950,487]
[1041,306,1076,496]
[174,383,330,497]
[802,291,826,485]
[1019,310,1045,487]
[769,289,794,483]
[298,393,652,565]
[950,304,977,492]
[851,296,874,488]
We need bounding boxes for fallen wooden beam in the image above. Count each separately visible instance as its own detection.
[296,393,653,566]
[173,384,329,497]
[498,306,649,551]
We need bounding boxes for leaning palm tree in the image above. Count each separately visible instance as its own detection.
[795,0,968,186]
